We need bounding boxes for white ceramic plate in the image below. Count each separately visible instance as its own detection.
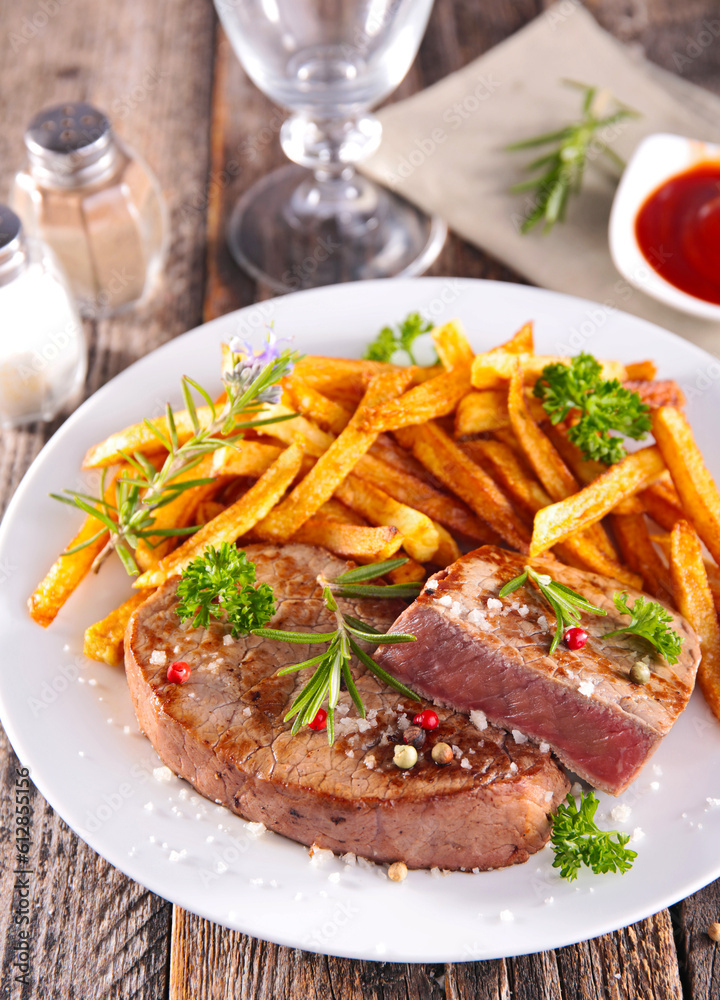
[1,278,720,964]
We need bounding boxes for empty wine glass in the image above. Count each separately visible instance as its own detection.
[214,0,445,293]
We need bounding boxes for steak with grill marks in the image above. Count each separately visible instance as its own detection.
[124,543,570,871]
[375,545,701,795]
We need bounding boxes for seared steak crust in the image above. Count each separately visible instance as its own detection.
[376,546,701,795]
[125,543,569,870]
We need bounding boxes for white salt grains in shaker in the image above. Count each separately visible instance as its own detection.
[0,205,86,427]
[11,102,167,317]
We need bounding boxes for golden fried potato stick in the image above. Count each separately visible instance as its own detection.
[530,446,666,557]
[454,390,510,437]
[472,351,627,390]
[291,517,404,562]
[28,467,127,628]
[211,440,284,477]
[507,364,616,560]
[334,475,440,563]
[611,513,674,605]
[134,454,222,572]
[282,375,352,435]
[358,366,472,434]
[432,320,475,370]
[260,402,334,457]
[652,406,720,567]
[625,360,657,381]
[83,592,151,666]
[395,421,530,552]
[463,438,641,586]
[82,406,217,469]
[257,368,414,542]
[500,321,534,355]
[670,519,720,722]
[352,452,496,544]
[134,441,305,587]
[640,478,685,531]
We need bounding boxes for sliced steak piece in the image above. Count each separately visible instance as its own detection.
[125,543,569,871]
[376,545,701,796]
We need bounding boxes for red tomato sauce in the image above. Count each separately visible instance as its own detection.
[634,161,720,305]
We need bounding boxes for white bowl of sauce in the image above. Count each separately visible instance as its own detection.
[609,132,720,321]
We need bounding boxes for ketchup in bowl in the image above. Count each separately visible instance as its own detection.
[635,161,720,306]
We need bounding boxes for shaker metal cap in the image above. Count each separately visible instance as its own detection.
[0,205,27,286]
[24,102,115,186]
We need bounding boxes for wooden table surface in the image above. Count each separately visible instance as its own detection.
[1,0,719,997]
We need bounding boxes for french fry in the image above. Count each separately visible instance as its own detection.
[196,500,226,524]
[507,365,616,559]
[455,390,509,437]
[291,517,404,562]
[430,520,461,567]
[670,520,720,721]
[530,446,666,557]
[28,469,126,627]
[291,356,441,400]
[395,421,530,552]
[258,369,414,543]
[625,379,684,408]
[83,592,150,666]
[640,478,685,531]
[611,513,673,604]
[134,454,221,572]
[261,402,335,457]
[472,351,627,390]
[500,321,534,354]
[359,366,472,433]
[135,441,305,587]
[211,440,284,477]
[387,558,427,584]
[334,475,440,563]
[352,452,496,543]
[625,360,657,381]
[432,320,474,370]
[463,438,640,585]
[282,375,352,435]
[318,498,369,525]
[652,406,720,567]
[82,406,217,469]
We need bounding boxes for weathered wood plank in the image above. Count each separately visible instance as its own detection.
[0,0,216,996]
[675,882,720,1000]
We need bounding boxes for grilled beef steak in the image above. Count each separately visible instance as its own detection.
[376,546,701,795]
[125,543,569,870]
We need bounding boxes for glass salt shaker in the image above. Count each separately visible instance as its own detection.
[0,204,86,428]
[11,102,167,318]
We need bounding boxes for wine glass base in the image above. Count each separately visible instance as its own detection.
[226,165,446,294]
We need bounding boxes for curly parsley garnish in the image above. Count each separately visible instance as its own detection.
[175,543,276,637]
[551,791,637,880]
[363,311,436,366]
[500,565,606,654]
[533,353,651,465]
[253,557,422,744]
[604,592,683,664]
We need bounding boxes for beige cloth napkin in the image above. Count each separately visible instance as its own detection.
[363,3,720,355]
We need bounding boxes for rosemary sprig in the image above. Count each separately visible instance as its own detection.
[54,334,301,575]
[253,558,422,744]
[499,565,606,653]
[508,81,638,233]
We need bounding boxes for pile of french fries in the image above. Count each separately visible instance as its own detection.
[28,320,720,723]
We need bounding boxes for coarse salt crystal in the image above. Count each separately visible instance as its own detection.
[460,758,471,770]
[425,578,439,591]
[153,766,173,783]
[437,594,453,607]
[652,764,663,776]
[149,650,167,666]
[341,853,357,866]
[611,804,631,823]
[544,790,553,803]
[650,781,660,791]
[470,709,488,731]
[451,744,462,758]
[397,714,411,732]
[539,742,550,753]
[168,849,187,863]
[578,680,595,697]
[512,729,527,744]
[242,707,251,717]
[631,827,645,842]
[222,634,234,646]
[499,909,514,922]
[487,597,502,612]
[467,609,490,630]
[328,872,340,884]
[518,605,529,617]
[537,615,548,630]
[429,867,442,878]
[509,762,518,774]
[706,797,720,807]
[364,755,376,770]
[346,750,355,758]
[247,822,266,838]
[450,600,464,616]
[309,845,334,867]
[472,867,481,875]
